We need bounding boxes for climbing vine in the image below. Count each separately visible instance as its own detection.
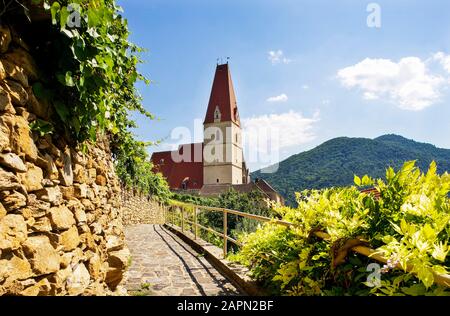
[3,0,170,198]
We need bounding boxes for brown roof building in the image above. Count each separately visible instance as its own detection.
[151,63,283,204]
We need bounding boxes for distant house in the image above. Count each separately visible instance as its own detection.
[198,178,284,205]
[151,63,283,204]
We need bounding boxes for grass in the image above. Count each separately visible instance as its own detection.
[129,283,155,296]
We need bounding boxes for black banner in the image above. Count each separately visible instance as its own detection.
[0,296,447,315]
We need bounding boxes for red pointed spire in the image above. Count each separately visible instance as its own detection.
[204,63,240,126]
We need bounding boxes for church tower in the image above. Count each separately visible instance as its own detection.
[203,63,245,185]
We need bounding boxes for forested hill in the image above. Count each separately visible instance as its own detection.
[251,134,450,206]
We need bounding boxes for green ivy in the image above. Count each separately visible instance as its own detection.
[6,0,170,200]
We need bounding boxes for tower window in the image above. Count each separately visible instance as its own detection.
[216,178,219,183]
[214,105,221,122]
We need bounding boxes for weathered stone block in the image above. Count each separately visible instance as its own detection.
[31,216,52,233]
[0,167,22,191]
[20,278,51,296]
[22,235,60,275]
[2,80,28,106]
[0,152,26,172]
[105,248,130,289]
[0,255,33,285]
[60,186,74,199]
[88,252,102,279]
[26,194,50,215]
[106,235,124,252]
[74,183,88,199]
[10,114,38,161]
[73,164,87,183]
[49,206,75,230]
[66,263,90,296]
[0,85,15,114]
[1,59,28,87]
[4,48,38,81]
[35,186,62,205]
[0,202,5,219]
[59,225,80,251]
[19,162,43,192]
[0,214,27,250]
[95,175,107,186]
[0,190,27,212]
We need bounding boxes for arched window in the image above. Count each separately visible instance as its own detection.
[181,178,189,190]
[214,105,221,122]
[216,178,219,183]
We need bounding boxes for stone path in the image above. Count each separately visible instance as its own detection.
[124,224,242,296]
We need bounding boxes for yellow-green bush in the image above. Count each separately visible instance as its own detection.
[232,161,450,296]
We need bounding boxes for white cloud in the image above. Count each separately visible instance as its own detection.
[322,99,330,105]
[434,52,450,73]
[268,50,291,65]
[242,110,319,150]
[337,57,445,111]
[302,85,310,90]
[266,94,288,103]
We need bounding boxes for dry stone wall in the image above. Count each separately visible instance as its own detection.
[122,190,165,226]
[0,24,129,295]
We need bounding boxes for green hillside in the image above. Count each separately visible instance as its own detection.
[251,134,450,205]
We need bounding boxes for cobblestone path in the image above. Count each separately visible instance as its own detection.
[124,224,242,296]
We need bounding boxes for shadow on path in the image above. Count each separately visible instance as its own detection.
[159,225,240,295]
[153,225,208,296]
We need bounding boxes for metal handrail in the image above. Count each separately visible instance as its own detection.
[164,201,450,288]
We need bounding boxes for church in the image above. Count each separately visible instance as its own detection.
[151,63,283,204]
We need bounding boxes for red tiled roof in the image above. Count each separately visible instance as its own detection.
[151,143,204,190]
[255,178,277,194]
[199,183,265,197]
[204,63,240,126]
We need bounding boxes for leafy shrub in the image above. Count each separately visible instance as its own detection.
[5,0,171,200]
[171,189,275,249]
[232,161,450,295]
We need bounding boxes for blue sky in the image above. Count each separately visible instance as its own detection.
[119,0,450,171]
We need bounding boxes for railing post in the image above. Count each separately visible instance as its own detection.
[194,207,198,240]
[163,206,166,224]
[181,207,184,232]
[223,210,227,258]
[171,206,174,225]
[165,205,168,224]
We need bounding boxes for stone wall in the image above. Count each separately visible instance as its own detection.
[122,190,165,226]
[0,24,129,295]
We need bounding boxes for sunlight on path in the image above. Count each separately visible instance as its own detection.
[124,224,242,296]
